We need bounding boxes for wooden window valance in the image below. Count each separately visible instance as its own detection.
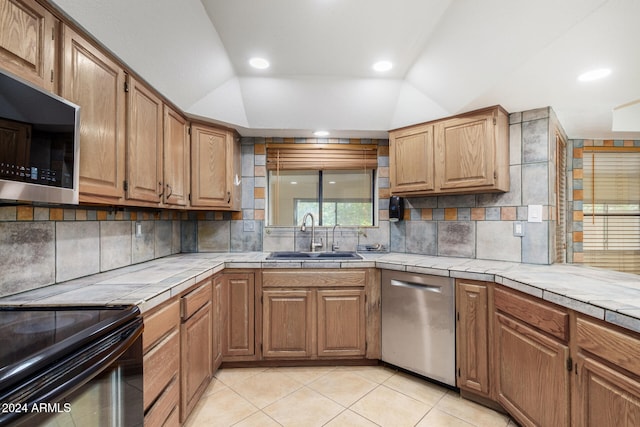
[266,143,378,170]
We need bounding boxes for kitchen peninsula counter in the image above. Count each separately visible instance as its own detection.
[2,252,640,333]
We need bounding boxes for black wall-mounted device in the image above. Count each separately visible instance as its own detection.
[389,196,404,222]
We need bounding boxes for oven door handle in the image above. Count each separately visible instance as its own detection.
[0,318,143,426]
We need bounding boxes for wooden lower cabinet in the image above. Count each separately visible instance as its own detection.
[221,271,258,360]
[494,312,570,427]
[180,281,212,423]
[493,286,571,427]
[317,288,366,358]
[574,315,640,427]
[260,269,373,361]
[262,289,314,358]
[456,280,490,397]
[212,275,223,371]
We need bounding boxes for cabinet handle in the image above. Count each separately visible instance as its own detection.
[166,184,172,199]
[158,181,164,197]
[227,191,231,203]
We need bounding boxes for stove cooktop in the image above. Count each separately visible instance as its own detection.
[0,306,139,382]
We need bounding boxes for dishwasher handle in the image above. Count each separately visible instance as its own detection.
[390,279,443,293]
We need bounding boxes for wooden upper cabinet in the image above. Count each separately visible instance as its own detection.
[126,75,163,204]
[163,105,189,207]
[60,25,126,203]
[389,124,435,194]
[191,123,241,210]
[436,112,496,191]
[0,0,58,92]
[389,105,509,196]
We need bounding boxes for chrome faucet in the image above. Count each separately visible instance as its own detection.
[332,224,341,251]
[301,212,323,252]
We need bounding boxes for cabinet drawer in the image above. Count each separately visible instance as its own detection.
[576,316,640,378]
[182,280,212,320]
[263,269,367,288]
[143,300,180,352]
[143,329,180,410]
[144,376,179,427]
[494,286,569,341]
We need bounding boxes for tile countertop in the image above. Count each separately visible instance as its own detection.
[2,252,640,334]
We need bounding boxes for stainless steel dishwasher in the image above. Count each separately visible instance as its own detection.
[381,270,456,387]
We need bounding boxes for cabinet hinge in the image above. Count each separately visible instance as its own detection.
[456,312,460,321]
[188,193,191,201]
[52,27,55,40]
[124,81,129,93]
[494,171,497,180]
[50,69,54,83]
[188,126,191,136]
[566,357,573,372]
[493,117,497,125]
[123,180,128,191]
[457,368,461,377]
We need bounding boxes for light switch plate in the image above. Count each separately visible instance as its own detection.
[528,205,543,222]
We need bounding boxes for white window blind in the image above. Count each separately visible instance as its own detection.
[583,149,640,274]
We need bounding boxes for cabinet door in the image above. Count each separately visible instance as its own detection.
[0,0,58,92]
[495,312,570,427]
[180,302,212,422]
[61,25,126,203]
[191,124,232,208]
[575,354,640,427]
[126,75,163,204]
[212,276,223,371]
[163,105,189,207]
[435,112,495,191]
[317,288,366,358]
[456,280,489,396]
[389,124,435,194]
[262,289,314,358]
[221,273,255,358]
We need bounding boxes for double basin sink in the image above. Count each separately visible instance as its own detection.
[266,251,363,260]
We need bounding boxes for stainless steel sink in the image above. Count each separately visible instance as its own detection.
[266,251,362,260]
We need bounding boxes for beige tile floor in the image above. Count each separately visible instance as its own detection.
[185,366,518,427]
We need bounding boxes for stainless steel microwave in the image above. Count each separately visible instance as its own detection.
[0,69,80,204]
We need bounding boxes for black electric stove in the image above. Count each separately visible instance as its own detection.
[0,305,143,426]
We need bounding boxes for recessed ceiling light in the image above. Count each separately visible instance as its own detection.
[314,130,330,137]
[290,181,297,185]
[329,181,336,184]
[373,60,393,72]
[249,57,270,69]
[577,68,611,82]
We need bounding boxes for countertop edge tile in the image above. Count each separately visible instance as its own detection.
[449,271,496,282]
[497,277,544,298]
[543,291,606,319]
[405,265,450,277]
[605,310,640,334]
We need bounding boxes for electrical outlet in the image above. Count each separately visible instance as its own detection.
[513,221,525,237]
[135,222,142,237]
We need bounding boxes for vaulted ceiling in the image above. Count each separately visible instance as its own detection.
[51,0,640,139]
